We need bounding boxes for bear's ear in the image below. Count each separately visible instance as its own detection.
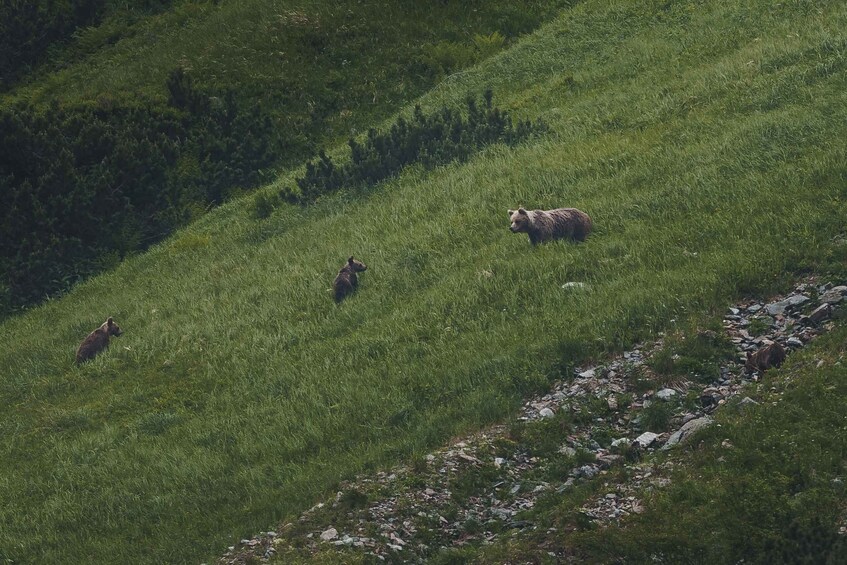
[107,317,114,325]
[508,209,515,216]
[348,256,355,263]
[518,207,527,215]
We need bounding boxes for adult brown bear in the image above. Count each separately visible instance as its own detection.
[508,207,592,245]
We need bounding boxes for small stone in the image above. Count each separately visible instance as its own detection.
[808,303,833,324]
[787,337,804,348]
[558,445,577,457]
[634,432,659,448]
[747,304,762,313]
[562,282,588,290]
[597,454,622,468]
[494,457,505,468]
[821,286,847,303]
[738,397,760,410]
[656,388,677,400]
[766,295,809,316]
[577,465,598,478]
[539,407,555,419]
[766,302,785,316]
[611,438,629,448]
[663,416,714,449]
[320,528,338,541]
[578,368,596,379]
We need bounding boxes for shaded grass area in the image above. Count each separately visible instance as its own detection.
[477,322,847,563]
[0,0,567,315]
[0,0,846,562]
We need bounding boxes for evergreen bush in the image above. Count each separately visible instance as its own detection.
[0,68,279,314]
[287,90,546,204]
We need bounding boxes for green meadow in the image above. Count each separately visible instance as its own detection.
[1,0,846,562]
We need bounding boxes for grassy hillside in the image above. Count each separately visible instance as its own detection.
[1,0,846,562]
[1,0,562,314]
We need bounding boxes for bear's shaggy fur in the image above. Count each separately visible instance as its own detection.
[508,207,592,245]
[76,317,123,364]
[333,256,368,302]
[745,341,786,374]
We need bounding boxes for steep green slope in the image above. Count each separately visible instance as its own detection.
[1,0,846,563]
[0,0,563,315]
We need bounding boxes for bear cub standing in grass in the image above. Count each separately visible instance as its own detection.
[508,207,592,245]
[745,340,786,374]
[76,317,123,364]
[333,256,367,302]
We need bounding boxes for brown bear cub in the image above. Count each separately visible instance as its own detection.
[75,317,123,365]
[333,256,368,302]
[745,341,786,374]
[508,207,592,245]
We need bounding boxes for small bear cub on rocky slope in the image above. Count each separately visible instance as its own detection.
[333,256,368,303]
[745,341,786,374]
[76,317,123,364]
[508,207,592,245]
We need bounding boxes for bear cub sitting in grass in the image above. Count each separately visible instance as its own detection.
[76,317,123,364]
[333,256,368,302]
[508,207,592,245]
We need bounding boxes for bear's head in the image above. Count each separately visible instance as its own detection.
[744,350,755,372]
[105,317,123,337]
[347,256,367,272]
[508,208,530,233]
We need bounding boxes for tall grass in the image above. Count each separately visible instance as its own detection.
[0,0,845,562]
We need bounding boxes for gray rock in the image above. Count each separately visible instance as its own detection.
[576,465,598,479]
[766,294,809,315]
[320,528,338,541]
[539,407,555,419]
[808,303,833,324]
[634,432,659,448]
[491,508,514,520]
[578,368,596,379]
[562,282,588,290]
[821,286,847,304]
[611,438,629,448]
[765,302,785,316]
[656,388,677,400]
[738,397,760,410]
[747,304,762,313]
[787,337,804,348]
[558,445,577,457]
[663,416,714,449]
[597,454,622,468]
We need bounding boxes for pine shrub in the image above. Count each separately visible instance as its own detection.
[287,89,546,204]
